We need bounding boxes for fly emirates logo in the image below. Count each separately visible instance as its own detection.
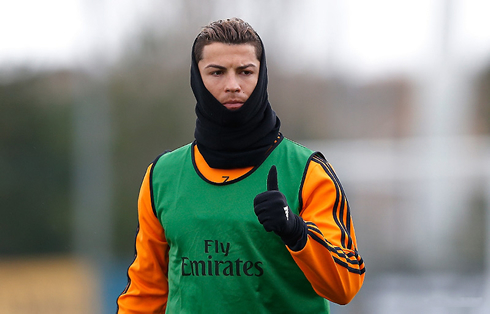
[181,239,264,277]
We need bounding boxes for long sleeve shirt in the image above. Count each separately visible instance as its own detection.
[117,143,365,313]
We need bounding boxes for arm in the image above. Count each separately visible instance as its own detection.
[253,157,365,305]
[117,164,169,313]
[289,155,365,304]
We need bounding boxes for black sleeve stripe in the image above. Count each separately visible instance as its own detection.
[323,160,353,250]
[309,229,362,263]
[306,223,361,262]
[305,221,322,234]
[323,159,353,250]
[311,156,344,246]
[308,229,362,264]
[311,156,353,250]
[305,221,352,258]
[308,231,365,275]
[298,152,323,215]
[311,156,347,245]
[332,256,366,275]
[307,221,363,266]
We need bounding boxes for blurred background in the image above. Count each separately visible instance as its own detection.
[1,0,489,313]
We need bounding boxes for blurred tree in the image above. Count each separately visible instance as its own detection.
[0,0,440,260]
[0,71,72,255]
[476,65,490,134]
[108,61,195,256]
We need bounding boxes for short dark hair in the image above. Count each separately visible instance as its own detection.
[193,17,262,62]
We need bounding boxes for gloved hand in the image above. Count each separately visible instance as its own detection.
[253,165,307,249]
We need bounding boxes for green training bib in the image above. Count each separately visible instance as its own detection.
[152,138,330,313]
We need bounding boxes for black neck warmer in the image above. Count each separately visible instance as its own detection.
[191,37,281,169]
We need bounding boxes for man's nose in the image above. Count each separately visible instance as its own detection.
[225,74,240,92]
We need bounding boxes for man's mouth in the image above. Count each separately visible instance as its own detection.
[223,101,244,110]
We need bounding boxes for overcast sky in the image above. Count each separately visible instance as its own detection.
[1,0,489,79]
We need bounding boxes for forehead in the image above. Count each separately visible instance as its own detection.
[200,42,259,64]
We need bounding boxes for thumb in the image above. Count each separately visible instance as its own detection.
[267,165,279,191]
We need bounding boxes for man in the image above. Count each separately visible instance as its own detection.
[117,17,365,313]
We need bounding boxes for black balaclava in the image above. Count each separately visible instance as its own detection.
[191,36,281,169]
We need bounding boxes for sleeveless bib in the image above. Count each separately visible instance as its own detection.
[151,138,330,313]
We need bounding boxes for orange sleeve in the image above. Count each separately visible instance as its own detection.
[117,164,169,313]
[288,155,365,305]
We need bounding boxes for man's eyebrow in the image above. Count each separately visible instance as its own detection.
[205,64,226,70]
[237,64,257,70]
[204,63,257,70]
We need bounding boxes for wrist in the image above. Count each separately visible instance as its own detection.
[279,214,307,251]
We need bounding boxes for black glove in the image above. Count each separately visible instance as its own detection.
[253,165,307,250]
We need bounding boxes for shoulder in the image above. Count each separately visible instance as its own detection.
[152,142,193,168]
[281,137,327,169]
[279,137,316,159]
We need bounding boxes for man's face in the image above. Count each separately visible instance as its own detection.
[198,42,260,111]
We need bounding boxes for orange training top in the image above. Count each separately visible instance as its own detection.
[117,145,365,313]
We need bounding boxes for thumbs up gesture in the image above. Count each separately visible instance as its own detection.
[253,166,307,249]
